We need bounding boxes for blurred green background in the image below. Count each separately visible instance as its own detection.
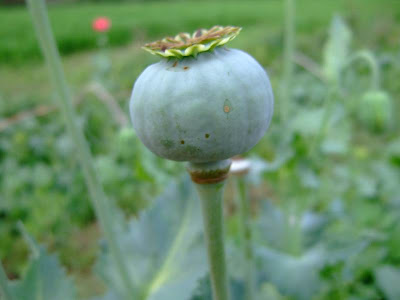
[1,0,400,299]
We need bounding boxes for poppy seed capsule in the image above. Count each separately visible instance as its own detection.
[358,90,392,132]
[130,26,274,162]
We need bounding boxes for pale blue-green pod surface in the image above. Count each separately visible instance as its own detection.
[130,47,274,163]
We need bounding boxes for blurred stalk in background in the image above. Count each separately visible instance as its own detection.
[280,0,295,121]
[26,0,134,298]
[281,0,303,256]
[232,162,255,300]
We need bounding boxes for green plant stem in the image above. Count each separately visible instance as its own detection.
[187,160,231,300]
[309,87,337,157]
[195,182,230,300]
[235,177,255,300]
[26,0,134,297]
[343,50,380,90]
[281,0,296,121]
[0,262,15,300]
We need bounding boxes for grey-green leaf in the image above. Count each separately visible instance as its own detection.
[9,237,77,300]
[322,15,352,84]
[256,246,324,300]
[375,265,400,300]
[258,283,289,300]
[96,176,207,300]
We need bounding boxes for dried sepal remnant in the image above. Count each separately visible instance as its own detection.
[187,160,232,184]
[143,26,242,58]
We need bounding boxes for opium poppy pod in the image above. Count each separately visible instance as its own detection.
[130,26,274,163]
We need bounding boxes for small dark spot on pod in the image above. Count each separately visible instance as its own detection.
[181,140,185,145]
[172,61,178,67]
[205,134,210,139]
[183,66,189,70]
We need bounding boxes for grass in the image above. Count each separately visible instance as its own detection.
[0,0,400,64]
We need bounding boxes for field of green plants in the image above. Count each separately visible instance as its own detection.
[1,0,400,299]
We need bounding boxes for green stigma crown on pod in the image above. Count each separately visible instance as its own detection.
[130,26,274,163]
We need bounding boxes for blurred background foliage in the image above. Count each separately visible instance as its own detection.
[1,0,400,299]
[1,0,400,64]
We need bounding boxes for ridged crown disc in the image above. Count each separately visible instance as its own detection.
[143,25,241,58]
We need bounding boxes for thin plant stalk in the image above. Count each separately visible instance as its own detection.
[196,183,230,300]
[309,87,337,157]
[280,0,296,121]
[188,160,231,300]
[235,177,255,300]
[26,0,134,296]
[343,50,380,90]
[0,262,15,300]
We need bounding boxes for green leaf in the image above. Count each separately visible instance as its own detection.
[320,105,351,155]
[254,201,368,300]
[322,240,368,266]
[290,108,324,136]
[322,15,352,83]
[91,291,119,300]
[375,265,400,300]
[256,246,324,300]
[254,201,329,251]
[258,283,289,300]
[253,201,287,251]
[247,152,294,185]
[96,176,207,300]
[9,227,77,300]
